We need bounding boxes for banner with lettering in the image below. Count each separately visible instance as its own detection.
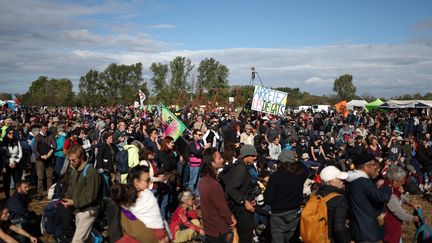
[251,86,287,116]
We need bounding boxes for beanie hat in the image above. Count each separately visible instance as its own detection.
[278,150,295,163]
[240,144,258,159]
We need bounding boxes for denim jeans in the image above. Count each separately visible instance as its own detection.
[188,165,200,196]
[54,156,65,177]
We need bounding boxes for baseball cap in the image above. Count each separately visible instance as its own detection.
[301,153,310,160]
[320,166,348,182]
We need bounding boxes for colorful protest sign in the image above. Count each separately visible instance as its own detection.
[161,103,186,141]
[251,86,287,116]
[335,100,349,118]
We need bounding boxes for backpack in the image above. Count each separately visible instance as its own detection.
[115,149,130,174]
[41,200,60,235]
[413,207,432,243]
[300,192,340,243]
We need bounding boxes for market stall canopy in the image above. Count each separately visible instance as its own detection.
[347,100,367,110]
[379,100,432,109]
[365,99,384,112]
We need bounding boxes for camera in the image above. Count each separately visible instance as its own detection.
[248,187,264,206]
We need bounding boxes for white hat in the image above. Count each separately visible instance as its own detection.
[397,136,403,141]
[301,153,310,160]
[320,166,348,182]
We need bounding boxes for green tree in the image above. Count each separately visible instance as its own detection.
[333,74,357,100]
[23,76,74,106]
[78,63,148,106]
[169,57,194,91]
[78,70,104,106]
[197,58,229,92]
[150,62,169,98]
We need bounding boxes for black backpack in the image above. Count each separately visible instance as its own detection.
[115,149,129,174]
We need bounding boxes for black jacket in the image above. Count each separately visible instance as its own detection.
[157,151,177,174]
[264,163,308,212]
[346,176,391,242]
[96,143,116,173]
[221,159,255,207]
[6,192,30,221]
[316,185,350,243]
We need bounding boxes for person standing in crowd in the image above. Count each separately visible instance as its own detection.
[187,129,208,196]
[62,145,101,243]
[120,140,144,183]
[199,148,236,243]
[113,121,127,148]
[125,123,138,144]
[240,124,255,146]
[383,166,420,243]
[265,119,280,144]
[264,150,307,243]
[144,128,161,156]
[54,124,67,179]
[2,128,22,199]
[203,118,221,149]
[268,137,282,162]
[96,132,117,195]
[316,166,350,243]
[157,136,178,220]
[0,118,13,141]
[346,152,392,243]
[223,144,257,243]
[192,115,207,133]
[33,122,56,200]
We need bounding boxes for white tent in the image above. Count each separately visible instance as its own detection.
[347,100,367,110]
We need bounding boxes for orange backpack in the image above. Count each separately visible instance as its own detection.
[300,192,340,243]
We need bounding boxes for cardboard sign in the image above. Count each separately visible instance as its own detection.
[251,86,287,116]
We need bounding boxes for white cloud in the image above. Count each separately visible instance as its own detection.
[1,1,432,98]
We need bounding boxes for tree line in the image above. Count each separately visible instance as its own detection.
[9,56,431,107]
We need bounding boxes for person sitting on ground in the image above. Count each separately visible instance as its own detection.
[6,180,41,237]
[169,191,204,243]
[126,165,168,242]
[0,205,38,243]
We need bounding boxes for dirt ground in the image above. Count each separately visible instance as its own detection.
[26,195,430,243]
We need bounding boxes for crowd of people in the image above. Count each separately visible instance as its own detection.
[0,104,431,243]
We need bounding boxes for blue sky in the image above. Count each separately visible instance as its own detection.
[1,0,432,97]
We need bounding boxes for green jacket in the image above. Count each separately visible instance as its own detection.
[65,162,101,212]
[120,144,140,184]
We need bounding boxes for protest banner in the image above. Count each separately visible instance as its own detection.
[160,103,186,141]
[335,100,349,118]
[251,86,287,116]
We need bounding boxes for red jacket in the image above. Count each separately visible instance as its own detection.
[169,206,200,240]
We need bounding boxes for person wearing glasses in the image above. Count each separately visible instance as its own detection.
[187,129,209,196]
[345,152,392,243]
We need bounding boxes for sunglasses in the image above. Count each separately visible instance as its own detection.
[196,133,203,136]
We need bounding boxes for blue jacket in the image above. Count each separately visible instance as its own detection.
[55,133,67,157]
[346,175,391,242]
